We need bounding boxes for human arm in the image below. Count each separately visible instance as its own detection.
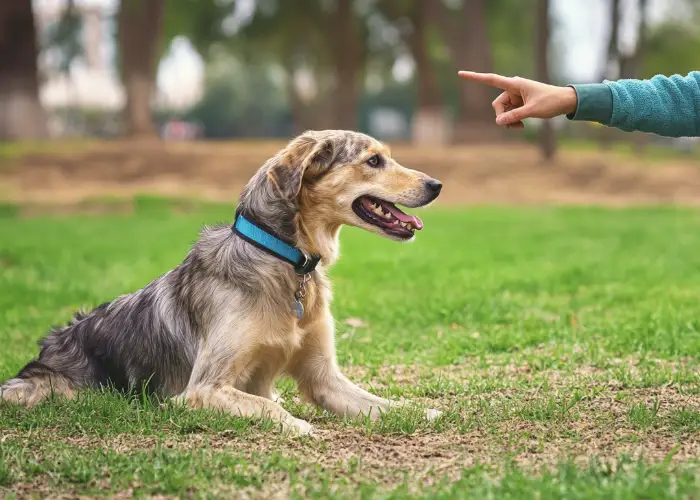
[570,72,700,137]
[458,71,700,138]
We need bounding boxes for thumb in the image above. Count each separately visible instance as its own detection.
[495,104,534,126]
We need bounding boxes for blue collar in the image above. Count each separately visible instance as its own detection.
[232,213,320,275]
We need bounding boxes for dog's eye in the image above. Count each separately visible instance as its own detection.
[366,154,383,168]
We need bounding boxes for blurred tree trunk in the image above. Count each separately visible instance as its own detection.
[627,0,650,153]
[378,0,447,143]
[281,51,307,135]
[285,66,306,135]
[435,0,497,142]
[0,1,48,140]
[598,0,622,150]
[633,0,649,76]
[620,0,648,79]
[282,59,333,133]
[118,0,165,138]
[407,1,447,145]
[325,0,364,130]
[536,0,555,161]
[603,0,622,80]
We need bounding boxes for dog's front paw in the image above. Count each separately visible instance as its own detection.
[425,408,442,421]
[284,417,314,436]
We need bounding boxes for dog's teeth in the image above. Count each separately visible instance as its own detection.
[373,206,384,216]
[400,222,408,228]
[384,212,392,219]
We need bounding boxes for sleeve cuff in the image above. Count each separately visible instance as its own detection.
[565,83,613,124]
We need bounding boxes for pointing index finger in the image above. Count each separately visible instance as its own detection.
[458,71,515,90]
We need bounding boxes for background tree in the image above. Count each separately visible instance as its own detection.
[379,0,448,145]
[598,0,622,149]
[621,0,651,153]
[603,0,622,81]
[643,20,700,79]
[434,0,496,142]
[620,0,650,80]
[536,0,555,160]
[233,1,333,133]
[185,52,289,138]
[117,0,166,137]
[323,0,367,130]
[0,1,48,140]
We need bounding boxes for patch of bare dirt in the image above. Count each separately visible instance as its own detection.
[4,382,699,499]
[499,387,700,466]
[342,353,699,393]
[4,140,700,208]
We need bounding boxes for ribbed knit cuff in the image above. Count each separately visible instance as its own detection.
[566,83,613,124]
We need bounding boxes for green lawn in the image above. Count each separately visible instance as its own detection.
[1,198,699,498]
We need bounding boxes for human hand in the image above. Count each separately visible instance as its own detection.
[458,71,578,129]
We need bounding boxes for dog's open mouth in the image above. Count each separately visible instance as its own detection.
[352,196,424,239]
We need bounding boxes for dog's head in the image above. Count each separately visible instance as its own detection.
[259,130,442,244]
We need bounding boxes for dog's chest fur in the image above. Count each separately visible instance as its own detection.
[193,266,330,385]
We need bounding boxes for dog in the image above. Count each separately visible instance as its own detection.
[0,130,443,434]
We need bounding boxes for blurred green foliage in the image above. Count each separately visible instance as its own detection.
[643,22,700,79]
[39,0,700,141]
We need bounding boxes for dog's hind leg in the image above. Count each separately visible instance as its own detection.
[289,312,441,421]
[1,367,76,408]
[174,384,311,434]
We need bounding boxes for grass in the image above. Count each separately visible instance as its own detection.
[0,139,95,163]
[1,198,700,497]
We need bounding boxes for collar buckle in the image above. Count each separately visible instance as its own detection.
[294,253,321,276]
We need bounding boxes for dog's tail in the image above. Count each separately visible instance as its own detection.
[1,362,75,407]
[2,310,96,407]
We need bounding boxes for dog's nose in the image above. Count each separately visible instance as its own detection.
[425,179,442,195]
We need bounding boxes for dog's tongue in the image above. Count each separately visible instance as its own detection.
[384,202,424,230]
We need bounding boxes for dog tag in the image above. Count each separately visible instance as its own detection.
[292,300,304,320]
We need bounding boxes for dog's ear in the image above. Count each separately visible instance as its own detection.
[267,135,336,200]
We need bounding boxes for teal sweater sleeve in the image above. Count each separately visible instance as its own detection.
[566,72,700,138]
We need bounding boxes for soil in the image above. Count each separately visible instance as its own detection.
[3,140,700,209]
